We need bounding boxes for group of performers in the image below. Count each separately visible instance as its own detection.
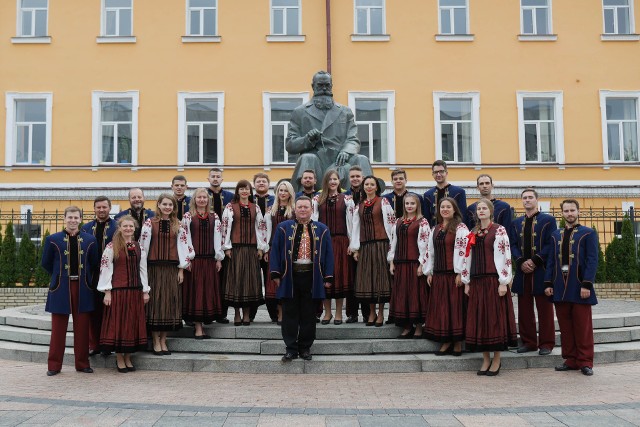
[40,161,599,377]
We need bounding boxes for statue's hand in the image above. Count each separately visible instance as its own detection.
[307,129,322,146]
[336,151,350,167]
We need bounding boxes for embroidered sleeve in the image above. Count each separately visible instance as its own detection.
[139,219,152,255]
[387,219,399,263]
[345,196,355,244]
[494,225,513,285]
[381,198,397,242]
[221,204,234,251]
[96,244,114,292]
[311,195,320,222]
[264,208,273,248]
[140,245,150,293]
[455,223,470,284]
[213,213,224,261]
[255,208,269,253]
[417,218,431,267]
[177,220,194,269]
[349,206,361,252]
[425,224,435,276]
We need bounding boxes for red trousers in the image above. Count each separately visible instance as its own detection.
[48,280,91,371]
[88,291,104,351]
[517,274,555,350]
[555,302,594,369]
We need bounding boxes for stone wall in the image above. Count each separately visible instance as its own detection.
[595,283,640,301]
[0,288,48,309]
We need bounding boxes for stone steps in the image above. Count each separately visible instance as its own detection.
[0,339,638,374]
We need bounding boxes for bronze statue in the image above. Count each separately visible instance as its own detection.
[286,71,374,191]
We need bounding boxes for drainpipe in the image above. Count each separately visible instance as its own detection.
[325,0,332,73]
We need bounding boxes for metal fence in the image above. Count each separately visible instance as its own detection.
[0,207,638,252]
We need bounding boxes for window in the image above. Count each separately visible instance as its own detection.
[178,92,225,166]
[433,92,481,164]
[438,0,469,35]
[187,0,217,36]
[516,92,565,164]
[521,0,552,35]
[348,91,396,164]
[271,0,300,35]
[600,91,640,162]
[18,0,48,37]
[100,0,133,38]
[603,0,633,34]
[354,0,385,35]
[91,91,139,167]
[4,93,53,167]
[262,93,308,164]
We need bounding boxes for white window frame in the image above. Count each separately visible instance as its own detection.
[348,91,396,164]
[603,0,635,34]
[91,91,139,167]
[432,92,481,165]
[183,0,220,43]
[352,0,389,41]
[270,0,301,35]
[436,0,473,41]
[97,0,135,43]
[177,92,225,167]
[599,90,640,163]
[13,0,50,43]
[262,92,309,165]
[519,0,557,41]
[5,92,53,168]
[516,91,565,165]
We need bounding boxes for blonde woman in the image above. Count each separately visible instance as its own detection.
[140,194,194,355]
[98,215,149,373]
[182,188,224,338]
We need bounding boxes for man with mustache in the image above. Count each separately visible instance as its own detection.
[286,71,373,192]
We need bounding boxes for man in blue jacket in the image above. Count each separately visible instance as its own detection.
[42,206,99,376]
[423,160,467,227]
[114,188,154,240]
[270,196,334,362]
[545,199,599,376]
[81,196,117,356]
[466,174,512,230]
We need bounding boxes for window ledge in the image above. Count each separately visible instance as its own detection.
[11,36,51,44]
[601,34,640,41]
[266,34,305,42]
[435,34,474,42]
[518,34,558,41]
[351,34,391,42]
[96,36,137,44]
[182,35,221,43]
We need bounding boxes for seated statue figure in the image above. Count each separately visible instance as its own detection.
[286,71,373,192]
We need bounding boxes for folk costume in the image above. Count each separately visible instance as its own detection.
[295,190,319,200]
[264,204,295,321]
[97,241,149,353]
[220,202,269,308]
[181,211,224,324]
[510,211,557,352]
[81,217,117,353]
[207,188,234,219]
[423,184,467,228]
[114,208,154,241]
[545,225,599,369]
[464,223,517,352]
[270,219,334,356]
[255,193,276,320]
[175,196,191,220]
[383,191,425,222]
[41,230,99,373]
[387,217,431,327]
[311,193,355,299]
[350,196,396,304]
[140,218,194,332]
[343,187,369,321]
[423,223,469,342]
[466,199,512,231]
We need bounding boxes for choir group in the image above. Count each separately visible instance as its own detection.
[40,160,599,377]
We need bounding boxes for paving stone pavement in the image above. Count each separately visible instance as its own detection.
[1,359,640,426]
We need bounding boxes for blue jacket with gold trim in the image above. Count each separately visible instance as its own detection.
[41,231,99,314]
[269,220,334,300]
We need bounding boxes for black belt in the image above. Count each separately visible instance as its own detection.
[293,264,313,273]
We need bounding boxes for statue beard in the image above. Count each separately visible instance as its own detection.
[313,95,334,110]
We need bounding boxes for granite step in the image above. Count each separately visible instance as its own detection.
[0,339,638,374]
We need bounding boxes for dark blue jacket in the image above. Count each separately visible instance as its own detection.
[509,212,557,295]
[544,225,599,305]
[114,208,155,222]
[466,199,513,231]
[81,218,117,254]
[41,231,99,314]
[270,220,334,300]
[382,191,425,219]
[295,190,318,200]
[423,184,467,227]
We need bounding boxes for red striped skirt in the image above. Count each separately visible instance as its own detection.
[183,257,222,323]
[100,288,148,353]
[423,272,466,342]
[390,261,429,325]
[465,275,518,351]
[325,235,352,299]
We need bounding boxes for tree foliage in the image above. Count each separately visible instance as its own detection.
[0,223,18,286]
[605,216,640,283]
[34,229,51,287]
[16,233,36,286]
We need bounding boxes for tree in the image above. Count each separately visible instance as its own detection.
[16,233,36,286]
[605,216,640,283]
[0,223,18,286]
[34,229,51,287]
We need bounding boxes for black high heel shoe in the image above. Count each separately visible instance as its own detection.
[321,315,333,325]
[434,344,453,356]
[365,315,377,326]
[486,363,501,376]
[116,362,128,373]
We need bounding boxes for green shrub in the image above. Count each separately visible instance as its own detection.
[0,223,18,286]
[16,233,36,286]
[34,229,51,287]
[605,216,640,283]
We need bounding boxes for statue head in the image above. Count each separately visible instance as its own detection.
[311,71,333,98]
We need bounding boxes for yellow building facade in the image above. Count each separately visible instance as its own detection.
[1,0,639,217]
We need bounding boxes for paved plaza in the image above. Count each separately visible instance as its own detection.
[1,358,640,426]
